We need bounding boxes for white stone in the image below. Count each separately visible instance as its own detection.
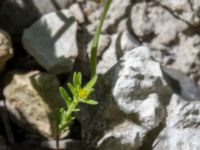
[69,3,85,24]
[22,9,78,74]
[153,128,200,150]
[166,94,200,128]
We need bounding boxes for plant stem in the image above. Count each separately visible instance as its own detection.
[90,0,112,77]
[56,135,60,150]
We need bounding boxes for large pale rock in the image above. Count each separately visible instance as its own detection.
[0,29,13,72]
[0,0,73,35]
[169,34,200,73]
[77,46,172,149]
[156,0,200,26]
[153,128,200,150]
[130,2,200,86]
[118,30,140,53]
[166,94,200,128]
[153,94,200,150]
[22,9,78,74]
[131,2,188,50]
[3,71,62,138]
[69,3,85,24]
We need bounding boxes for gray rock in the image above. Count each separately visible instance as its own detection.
[156,0,200,26]
[97,121,148,150]
[22,9,78,74]
[69,3,85,24]
[166,94,200,128]
[153,128,200,150]
[169,33,200,73]
[119,30,140,53]
[77,46,172,149]
[3,70,63,138]
[153,94,200,150]
[131,2,188,50]
[0,0,74,35]
[96,34,119,74]
[0,29,14,72]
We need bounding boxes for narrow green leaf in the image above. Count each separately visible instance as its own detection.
[84,75,97,91]
[90,0,112,77]
[67,83,76,95]
[78,72,82,86]
[73,72,79,87]
[55,109,61,126]
[73,108,80,112]
[59,87,71,108]
[82,99,98,105]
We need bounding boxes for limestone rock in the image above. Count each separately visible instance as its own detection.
[166,94,200,128]
[87,34,111,58]
[3,71,62,138]
[119,30,140,53]
[22,9,78,74]
[0,0,74,35]
[153,128,200,150]
[69,3,85,24]
[112,46,170,129]
[97,121,148,150]
[153,94,200,150]
[156,0,200,26]
[87,0,131,33]
[77,46,172,149]
[131,2,188,51]
[169,34,200,73]
[0,29,13,72]
[96,34,119,74]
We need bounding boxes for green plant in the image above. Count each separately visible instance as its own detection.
[55,0,112,149]
[57,72,98,134]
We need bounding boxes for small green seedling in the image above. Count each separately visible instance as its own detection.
[57,72,98,135]
[55,72,98,150]
[55,0,112,149]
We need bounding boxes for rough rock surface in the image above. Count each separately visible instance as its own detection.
[0,29,13,72]
[153,94,200,150]
[130,1,200,86]
[155,0,200,26]
[131,2,188,50]
[96,31,139,75]
[153,128,200,150]
[86,0,132,33]
[22,9,78,74]
[69,3,85,24]
[77,46,172,150]
[3,71,62,138]
[96,34,119,74]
